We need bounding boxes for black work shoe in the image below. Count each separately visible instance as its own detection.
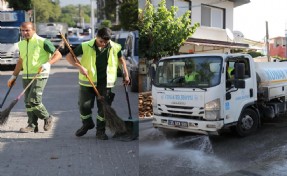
[20,126,35,133]
[44,116,53,131]
[75,119,95,137]
[34,126,39,133]
[96,131,108,140]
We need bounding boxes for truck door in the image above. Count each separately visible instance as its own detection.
[224,58,255,124]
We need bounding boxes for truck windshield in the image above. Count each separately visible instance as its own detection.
[0,28,19,43]
[154,56,223,88]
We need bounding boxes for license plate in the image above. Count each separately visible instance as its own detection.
[168,120,188,128]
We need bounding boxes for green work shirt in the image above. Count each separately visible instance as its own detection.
[74,41,122,85]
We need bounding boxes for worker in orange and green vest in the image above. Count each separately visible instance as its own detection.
[66,27,130,140]
[7,22,62,133]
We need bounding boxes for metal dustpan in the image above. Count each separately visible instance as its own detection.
[113,84,138,141]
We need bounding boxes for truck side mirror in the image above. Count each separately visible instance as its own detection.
[234,80,245,89]
[234,63,245,79]
[226,92,231,100]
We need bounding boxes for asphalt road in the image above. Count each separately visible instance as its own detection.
[139,117,287,176]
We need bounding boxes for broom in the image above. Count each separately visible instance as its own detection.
[59,32,127,133]
[0,72,40,125]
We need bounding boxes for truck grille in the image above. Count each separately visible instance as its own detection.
[158,104,205,120]
[0,51,14,58]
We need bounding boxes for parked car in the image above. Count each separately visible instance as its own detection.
[114,31,129,49]
[68,35,92,50]
[123,31,139,92]
[68,35,82,49]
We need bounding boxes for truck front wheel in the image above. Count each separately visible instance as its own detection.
[235,108,259,137]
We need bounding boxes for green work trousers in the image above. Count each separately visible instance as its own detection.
[23,78,49,127]
[78,84,114,131]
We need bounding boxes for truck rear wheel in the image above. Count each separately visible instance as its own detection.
[235,108,259,137]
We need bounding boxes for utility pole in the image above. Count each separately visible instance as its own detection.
[91,0,95,38]
[266,21,271,62]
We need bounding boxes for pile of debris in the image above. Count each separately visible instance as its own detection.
[138,92,153,119]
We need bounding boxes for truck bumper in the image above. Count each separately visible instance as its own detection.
[152,115,224,135]
[0,58,18,65]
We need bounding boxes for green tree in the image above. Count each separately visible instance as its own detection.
[6,0,32,10]
[32,0,61,22]
[58,5,90,28]
[100,20,112,28]
[119,0,138,30]
[138,0,199,60]
[104,0,117,22]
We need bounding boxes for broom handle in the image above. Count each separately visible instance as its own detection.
[0,76,17,108]
[17,73,39,100]
[59,32,102,97]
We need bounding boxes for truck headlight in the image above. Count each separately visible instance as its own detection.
[13,50,19,58]
[205,98,220,120]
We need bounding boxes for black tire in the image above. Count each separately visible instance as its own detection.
[130,70,138,92]
[235,108,259,137]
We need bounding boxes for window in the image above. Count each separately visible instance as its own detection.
[201,4,224,28]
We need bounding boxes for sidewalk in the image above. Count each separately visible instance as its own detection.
[0,111,138,176]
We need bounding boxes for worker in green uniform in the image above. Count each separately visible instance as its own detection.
[184,61,199,82]
[7,22,62,133]
[66,27,130,140]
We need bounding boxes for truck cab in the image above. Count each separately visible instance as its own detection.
[0,26,20,70]
[36,23,68,54]
[0,10,29,70]
[152,53,264,136]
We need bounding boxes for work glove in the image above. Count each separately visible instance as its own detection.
[39,62,51,72]
[7,75,17,88]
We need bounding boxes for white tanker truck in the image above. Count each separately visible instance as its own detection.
[152,53,287,136]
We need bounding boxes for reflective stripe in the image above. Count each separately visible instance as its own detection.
[78,80,115,87]
[26,107,33,112]
[96,115,105,121]
[80,114,92,120]
[32,103,44,111]
[79,80,97,87]
[107,82,115,88]
[22,73,49,79]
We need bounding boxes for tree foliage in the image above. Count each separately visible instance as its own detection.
[119,0,138,30]
[58,5,90,28]
[6,0,32,10]
[138,0,199,60]
[31,0,61,22]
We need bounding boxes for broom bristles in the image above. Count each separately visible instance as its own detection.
[102,100,127,133]
[0,99,18,125]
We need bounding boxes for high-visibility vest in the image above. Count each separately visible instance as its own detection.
[228,67,234,79]
[79,39,121,87]
[18,34,51,79]
[185,72,199,82]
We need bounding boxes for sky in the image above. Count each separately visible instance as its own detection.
[60,0,90,7]
[234,0,287,41]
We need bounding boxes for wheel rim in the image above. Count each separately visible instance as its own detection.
[241,114,254,130]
